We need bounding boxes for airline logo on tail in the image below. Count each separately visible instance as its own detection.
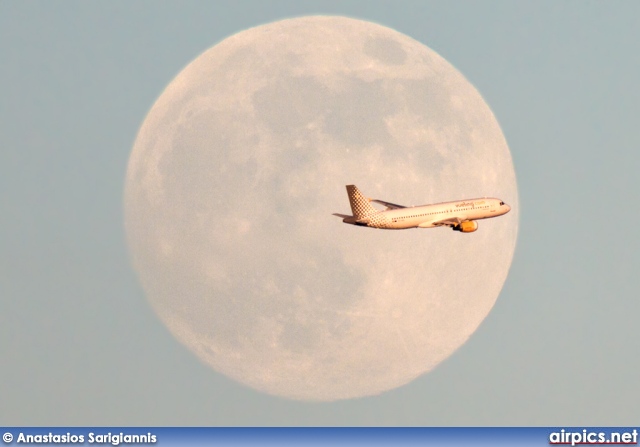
[346,185,377,219]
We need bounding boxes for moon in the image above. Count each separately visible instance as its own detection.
[124,16,518,401]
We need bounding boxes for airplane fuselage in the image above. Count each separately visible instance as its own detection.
[346,198,510,230]
[334,185,511,233]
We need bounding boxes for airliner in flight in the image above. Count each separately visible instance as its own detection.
[333,185,511,233]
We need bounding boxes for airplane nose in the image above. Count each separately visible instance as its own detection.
[504,204,511,213]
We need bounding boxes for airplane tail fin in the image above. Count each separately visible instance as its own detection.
[346,185,378,219]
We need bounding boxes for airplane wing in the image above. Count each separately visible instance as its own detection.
[431,217,463,227]
[371,199,406,210]
[332,213,352,219]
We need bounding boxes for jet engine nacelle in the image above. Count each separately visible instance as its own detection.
[454,220,478,233]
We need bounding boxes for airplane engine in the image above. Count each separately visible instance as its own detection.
[454,220,478,233]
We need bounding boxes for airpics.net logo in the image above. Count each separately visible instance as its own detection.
[549,429,638,446]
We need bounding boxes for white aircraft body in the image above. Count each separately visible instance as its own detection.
[333,185,511,233]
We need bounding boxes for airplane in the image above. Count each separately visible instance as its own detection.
[333,185,511,233]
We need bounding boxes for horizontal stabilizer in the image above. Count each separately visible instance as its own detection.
[332,213,362,225]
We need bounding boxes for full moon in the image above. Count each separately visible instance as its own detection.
[125,16,518,401]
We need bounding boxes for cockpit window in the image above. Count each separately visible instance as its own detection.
[499,201,504,205]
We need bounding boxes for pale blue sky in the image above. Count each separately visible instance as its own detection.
[1,1,639,425]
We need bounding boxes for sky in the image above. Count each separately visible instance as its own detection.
[1,0,639,426]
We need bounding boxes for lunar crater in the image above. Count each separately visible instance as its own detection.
[363,36,408,65]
